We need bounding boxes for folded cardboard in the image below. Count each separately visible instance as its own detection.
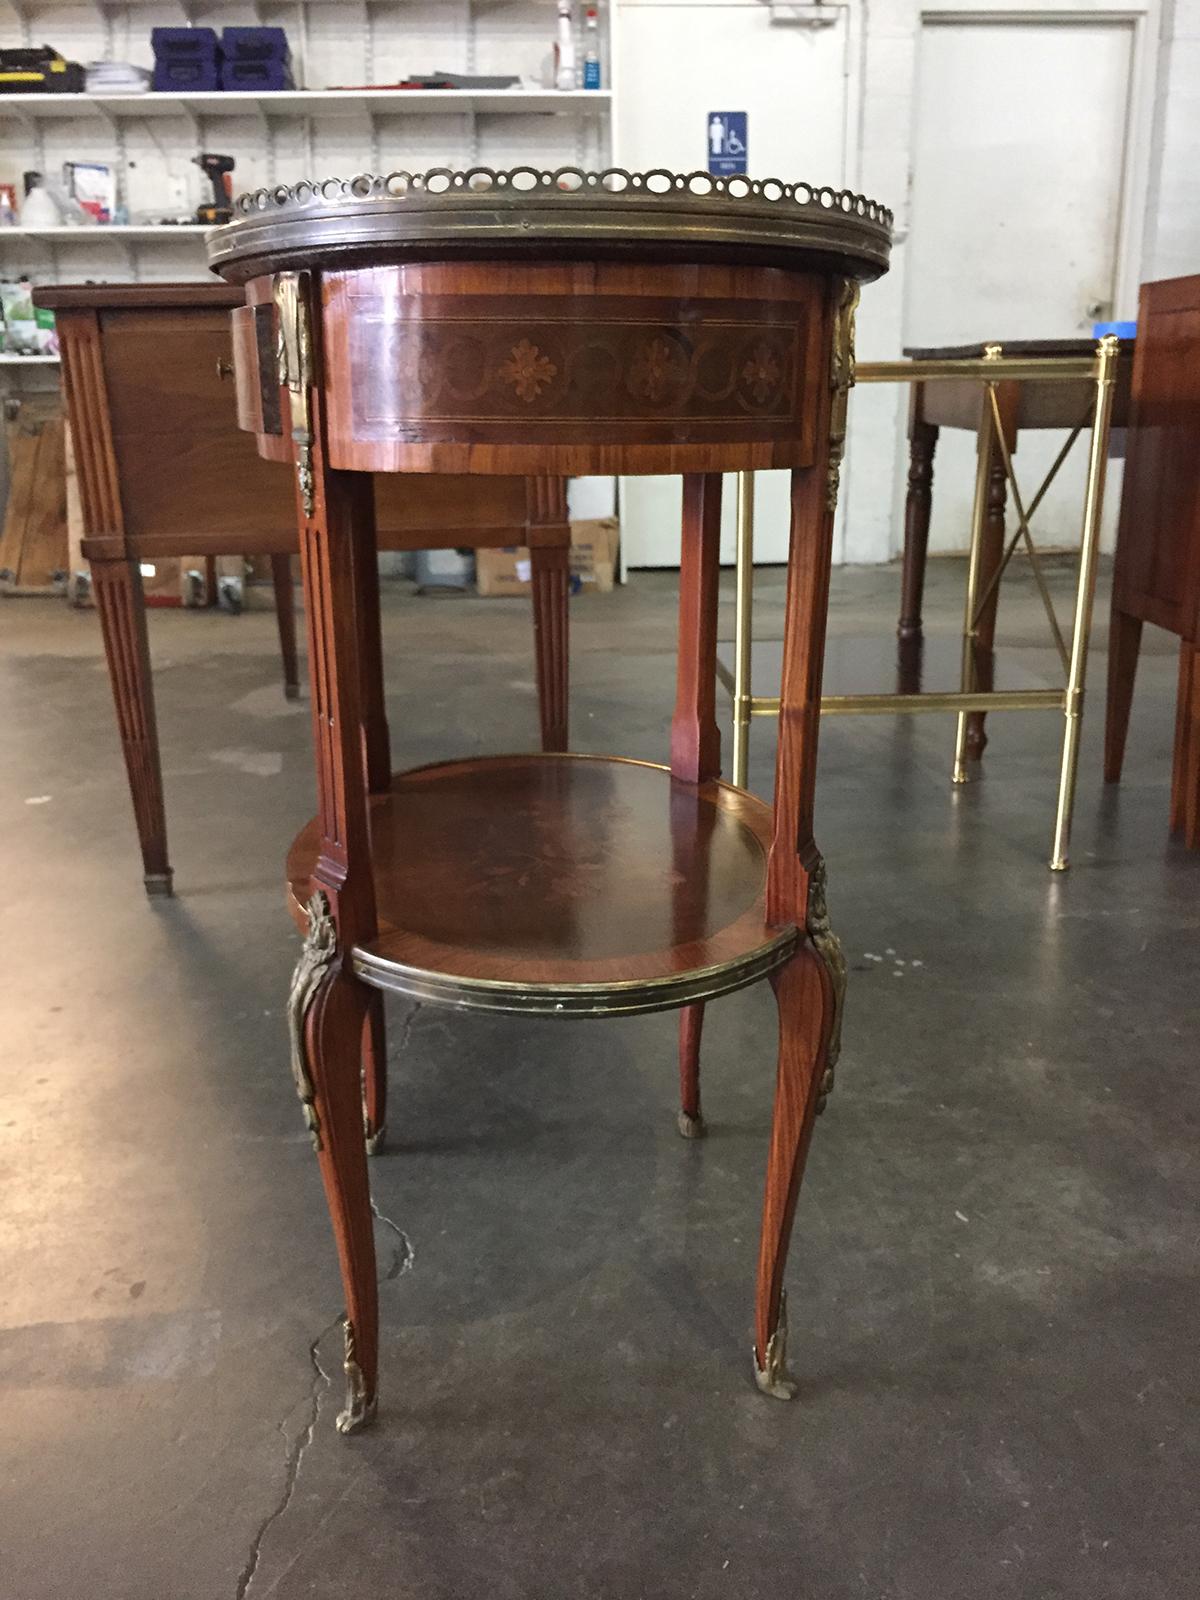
[475,518,619,598]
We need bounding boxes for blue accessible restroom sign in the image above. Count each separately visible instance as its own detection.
[707,111,748,176]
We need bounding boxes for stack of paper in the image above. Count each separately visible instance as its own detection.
[85,62,152,94]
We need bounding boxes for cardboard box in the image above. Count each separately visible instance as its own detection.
[570,517,618,594]
[475,518,619,598]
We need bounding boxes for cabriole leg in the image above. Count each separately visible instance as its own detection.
[671,472,723,1136]
[363,989,387,1156]
[677,1004,706,1139]
[288,898,379,1432]
[754,940,835,1399]
[276,269,384,1431]
[756,280,857,1399]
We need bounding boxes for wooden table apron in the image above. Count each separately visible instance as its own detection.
[1104,275,1200,846]
[36,281,571,897]
[207,172,891,1434]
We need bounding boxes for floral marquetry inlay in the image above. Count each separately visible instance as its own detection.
[502,339,559,403]
[347,291,809,448]
[628,335,691,405]
[741,342,784,406]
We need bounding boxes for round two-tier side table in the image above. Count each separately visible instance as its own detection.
[208,167,892,1433]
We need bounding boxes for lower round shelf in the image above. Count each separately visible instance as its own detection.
[286,754,798,1017]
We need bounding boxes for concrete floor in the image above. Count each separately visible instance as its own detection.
[2,558,1197,1600]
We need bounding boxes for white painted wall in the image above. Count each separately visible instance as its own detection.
[1143,0,1200,280]
[615,0,1200,565]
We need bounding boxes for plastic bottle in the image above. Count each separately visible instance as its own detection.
[583,6,601,89]
[20,173,61,228]
[555,0,576,91]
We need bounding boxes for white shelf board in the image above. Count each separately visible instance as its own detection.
[0,226,208,241]
[0,352,60,364]
[0,89,611,120]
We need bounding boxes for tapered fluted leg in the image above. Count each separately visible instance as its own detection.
[527,478,571,752]
[303,960,379,1432]
[1170,643,1200,847]
[898,417,937,641]
[271,553,301,701]
[1104,608,1143,783]
[91,557,172,896]
[529,541,570,752]
[363,990,387,1156]
[753,943,834,1399]
[677,1004,706,1139]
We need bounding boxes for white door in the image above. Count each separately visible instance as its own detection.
[615,0,849,566]
[906,18,1135,552]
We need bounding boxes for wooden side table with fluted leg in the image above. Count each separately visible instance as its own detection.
[38,281,570,898]
[208,166,891,1431]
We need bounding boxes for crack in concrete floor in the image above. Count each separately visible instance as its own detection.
[235,1317,337,1600]
[235,1194,414,1597]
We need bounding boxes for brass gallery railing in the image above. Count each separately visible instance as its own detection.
[716,336,1121,871]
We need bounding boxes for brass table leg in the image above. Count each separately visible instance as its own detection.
[1049,335,1119,871]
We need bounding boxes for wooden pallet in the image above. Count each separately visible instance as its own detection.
[0,395,68,598]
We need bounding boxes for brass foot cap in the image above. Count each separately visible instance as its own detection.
[753,1364,799,1401]
[144,872,174,898]
[335,1394,378,1435]
[753,1295,797,1399]
[365,1124,386,1157]
[676,1109,707,1140]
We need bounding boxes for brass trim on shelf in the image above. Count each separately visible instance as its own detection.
[350,930,799,1019]
[286,752,802,1019]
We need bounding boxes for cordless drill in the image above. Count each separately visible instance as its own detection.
[193,153,235,225]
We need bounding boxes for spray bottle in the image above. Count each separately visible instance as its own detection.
[583,5,601,89]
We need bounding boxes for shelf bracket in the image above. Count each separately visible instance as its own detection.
[179,102,202,148]
[367,105,381,177]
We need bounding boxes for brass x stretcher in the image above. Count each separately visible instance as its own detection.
[717,336,1121,870]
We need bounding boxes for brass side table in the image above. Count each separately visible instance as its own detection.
[722,341,1125,870]
[209,166,892,1431]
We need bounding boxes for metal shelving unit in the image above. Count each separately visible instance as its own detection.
[0,88,612,121]
[0,3,615,278]
[0,224,207,238]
